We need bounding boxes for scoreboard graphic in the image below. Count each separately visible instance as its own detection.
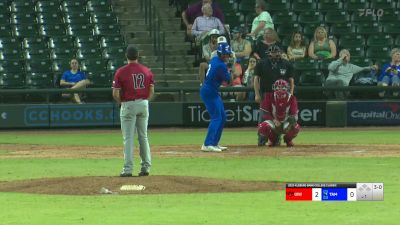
[286,183,384,201]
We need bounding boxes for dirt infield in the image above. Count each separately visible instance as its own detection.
[0,176,283,195]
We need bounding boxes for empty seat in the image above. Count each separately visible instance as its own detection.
[303,23,323,37]
[324,11,350,25]
[351,13,376,26]
[395,35,400,46]
[317,0,343,12]
[0,13,9,26]
[0,48,23,60]
[345,47,366,59]
[35,1,61,13]
[50,48,76,60]
[25,72,53,88]
[0,2,10,14]
[76,48,102,60]
[23,37,48,50]
[87,71,111,88]
[351,58,373,67]
[25,59,52,72]
[94,24,120,36]
[265,0,291,12]
[0,37,21,50]
[0,25,13,38]
[24,48,51,60]
[87,0,112,12]
[293,59,319,73]
[37,12,64,25]
[12,25,39,37]
[338,34,365,48]
[107,58,126,72]
[383,24,400,35]
[81,59,107,73]
[370,0,396,10]
[276,23,302,37]
[0,73,25,88]
[0,60,24,73]
[102,46,125,59]
[10,0,35,13]
[61,0,86,13]
[100,35,124,48]
[298,70,325,86]
[74,35,98,48]
[238,1,253,16]
[52,59,71,73]
[356,23,382,35]
[39,24,66,37]
[48,36,74,49]
[366,34,393,47]
[10,13,37,25]
[297,11,323,25]
[343,0,369,12]
[378,9,400,25]
[291,0,317,12]
[329,23,356,38]
[64,12,91,24]
[272,11,297,25]
[66,24,93,36]
[91,11,118,24]
[366,47,391,59]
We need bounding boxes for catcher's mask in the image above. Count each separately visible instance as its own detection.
[273,79,289,99]
[266,44,282,62]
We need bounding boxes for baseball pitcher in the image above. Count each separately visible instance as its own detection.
[258,79,300,147]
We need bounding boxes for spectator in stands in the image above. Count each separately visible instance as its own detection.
[231,26,252,64]
[378,48,400,97]
[247,0,274,39]
[198,29,219,85]
[253,28,281,60]
[308,26,336,60]
[243,56,257,100]
[191,3,225,43]
[325,49,378,99]
[287,31,307,61]
[231,62,246,101]
[182,0,224,37]
[60,59,90,104]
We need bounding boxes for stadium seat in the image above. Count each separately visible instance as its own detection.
[50,48,76,60]
[25,59,52,72]
[24,48,51,61]
[0,25,13,38]
[61,0,87,13]
[35,1,61,13]
[0,37,21,50]
[351,58,373,67]
[0,60,24,73]
[291,0,317,12]
[74,36,98,48]
[37,12,65,25]
[382,24,400,35]
[317,0,343,12]
[10,13,37,25]
[303,24,323,38]
[94,24,120,36]
[366,34,393,47]
[338,34,365,48]
[343,0,369,12]
[90,11,118,25]
[23,37,48,49]
[0,2,10,14]
[265,0,291,12]
[395,35,400,47]
[107,58,126,72]
[12,25,40,37]
[87,71,111,88]
[86,0,113,13]
[10,0,35,13]
[102,46,125,59]
[66,24,94,36]
[39,24,67,37]
[351,13,377,26]
[298,70,325,86]
[64,12,91,24]
[329,23,356,38]
[324,11,350,25]
[293,58,319,72]
[366,47,391,60]
[48,36,74,49]
[272,11,297,25]
[0,13,9,26]
[297,11,323,25]
[52,59,71,74]
[80,59,107,73]
[100,35,125,48]
[76,48,102,60]
[356,23,382,35]
[25,72,53,89]
[0,48,23,61]
[344,47,366,59]
[276,23,302,37]
[370,0,396,10]
[378,9,400,25]
[0,73,25,88]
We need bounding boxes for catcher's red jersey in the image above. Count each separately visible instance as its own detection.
[260,92,298,122]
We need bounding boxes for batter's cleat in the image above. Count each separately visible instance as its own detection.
[201,145,222,152]
[120,172,132,177]
[138,171,149,177]
[217,145,228,151]
[257,135,267,146]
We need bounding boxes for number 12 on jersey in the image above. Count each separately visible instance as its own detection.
[132,73,145,89]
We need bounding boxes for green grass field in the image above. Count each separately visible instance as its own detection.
[0,128,399,225]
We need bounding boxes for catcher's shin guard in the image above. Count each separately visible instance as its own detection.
[283,123,300,144]
[258,120,273,137]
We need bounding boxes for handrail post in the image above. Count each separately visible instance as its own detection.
[162,31,166,74]
[144,0,148,25]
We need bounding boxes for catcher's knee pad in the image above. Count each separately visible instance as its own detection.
[285,123,300,141]
[258,120,274,137]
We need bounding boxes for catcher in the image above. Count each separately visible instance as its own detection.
[258,79,300,147]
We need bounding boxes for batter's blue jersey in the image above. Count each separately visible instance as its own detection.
[202,56,231,96]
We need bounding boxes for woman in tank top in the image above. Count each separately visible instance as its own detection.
[287,31,307,61]
[308,26,336,60]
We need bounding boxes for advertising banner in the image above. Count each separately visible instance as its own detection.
[348,102,400,125]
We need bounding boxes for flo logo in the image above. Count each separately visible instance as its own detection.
[358,8,384,17]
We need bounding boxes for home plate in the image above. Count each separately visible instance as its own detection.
[120,185,146,191]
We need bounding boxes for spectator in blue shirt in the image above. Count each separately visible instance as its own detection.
[60,59,91,104]
[378,48,400,97]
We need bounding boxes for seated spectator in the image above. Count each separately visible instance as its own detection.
[378,48,400,97]
[191,3,225,43]
[247,0,274,40]
[198,29,219,85]
[253,28,281,60]
[243,56,257,100]
[182,0,224,37]
[308,26,336,60]
[60,59,90,104]
[325,49,378,99]
[231,62,246,101]
[231,26,252,64]
[287,31,307,61]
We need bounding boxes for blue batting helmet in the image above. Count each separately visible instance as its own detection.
[217,43,232,55]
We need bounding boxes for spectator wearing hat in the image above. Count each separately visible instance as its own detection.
[182,0,224,37]
[247,0,274,39]
[191,3,225,42]
[231,26,252,64]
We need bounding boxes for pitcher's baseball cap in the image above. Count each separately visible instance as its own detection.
[126,45,139,60]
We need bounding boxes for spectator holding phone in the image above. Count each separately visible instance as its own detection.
[378,48,400,97]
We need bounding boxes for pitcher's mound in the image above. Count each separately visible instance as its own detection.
[0,176,284,195]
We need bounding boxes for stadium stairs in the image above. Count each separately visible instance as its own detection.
[113,0,200,102]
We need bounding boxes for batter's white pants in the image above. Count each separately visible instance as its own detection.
[120,99,151,174]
